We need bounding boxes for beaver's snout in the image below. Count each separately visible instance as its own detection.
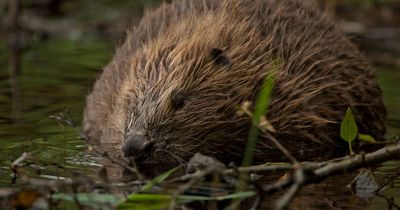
[123,132,154,160]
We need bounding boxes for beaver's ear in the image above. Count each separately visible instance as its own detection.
[210,48,230,66]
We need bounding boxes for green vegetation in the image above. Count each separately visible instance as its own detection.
[139,167,180,192]
[340,108,376,154]
[118,192,255,210]
[241,71,276,168]
[340,108,359,154]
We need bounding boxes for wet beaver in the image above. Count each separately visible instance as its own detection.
[83,0,386,174]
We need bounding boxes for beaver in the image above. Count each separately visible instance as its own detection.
[82,0,386,174]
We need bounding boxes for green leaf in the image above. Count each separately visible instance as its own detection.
[358,133,376,143]
[340,108,358,143]
[52,193,121,209]
[140,166,180,192]
[340,107,359,154]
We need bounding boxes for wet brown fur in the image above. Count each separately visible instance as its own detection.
[83,0,386,170]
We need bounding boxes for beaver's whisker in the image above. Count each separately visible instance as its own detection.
[158,149,187,165]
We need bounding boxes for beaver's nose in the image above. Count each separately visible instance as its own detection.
[123,133,153,159]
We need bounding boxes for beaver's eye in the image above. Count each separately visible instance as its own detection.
[210,48,230,66]
[171,93,186,110]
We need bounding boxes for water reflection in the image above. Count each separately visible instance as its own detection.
[0,38,111,187]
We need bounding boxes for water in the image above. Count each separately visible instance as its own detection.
[0,16,399,210]
[0,38,112,186]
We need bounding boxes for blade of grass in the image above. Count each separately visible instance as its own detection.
[242,70,276,167]
[232,61,279,210]
[140,166,180,192]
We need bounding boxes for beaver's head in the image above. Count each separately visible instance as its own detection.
[84,15,275,173]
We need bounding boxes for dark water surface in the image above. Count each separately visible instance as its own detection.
[0,27,399,210]
[0,38,112,186]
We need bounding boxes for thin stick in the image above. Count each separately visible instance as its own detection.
[6,0,21,124]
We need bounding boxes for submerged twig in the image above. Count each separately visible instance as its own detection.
[274,166,305,210]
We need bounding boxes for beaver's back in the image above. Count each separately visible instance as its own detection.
[83,0,386,163]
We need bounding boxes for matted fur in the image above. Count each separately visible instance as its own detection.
[83,0,386,170]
